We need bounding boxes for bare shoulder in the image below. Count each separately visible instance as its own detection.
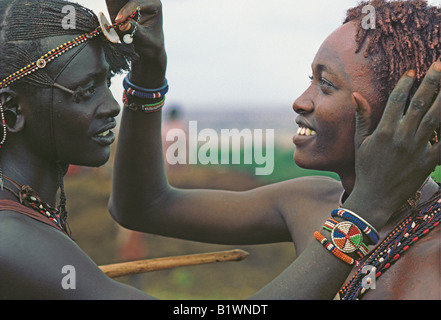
[396,228,441,299]
[263,175,343,213]
[254,176,343,252]
[0,211,79,298]
[0,211,153,299]
[259,175,342,200]
[368,227,441,300]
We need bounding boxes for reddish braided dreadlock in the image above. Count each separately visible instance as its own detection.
[344,0,440,103]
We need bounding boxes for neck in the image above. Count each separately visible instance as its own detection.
[0,149,64,207]
[339,172,356,196]
[339,170,439,236]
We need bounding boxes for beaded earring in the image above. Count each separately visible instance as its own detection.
[0,101,6,190]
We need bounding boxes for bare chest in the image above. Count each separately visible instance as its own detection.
[339,225,441,300]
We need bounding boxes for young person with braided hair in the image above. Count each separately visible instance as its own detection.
[110,0,441,300]
[0,0,438,300]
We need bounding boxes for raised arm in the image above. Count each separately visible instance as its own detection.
[107,0,440,299]
[107,0,292,245]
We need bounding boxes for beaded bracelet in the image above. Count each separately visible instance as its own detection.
[313,231,357,265]
[122,90,165,113]
[323,218,369,259]
[331,208,379,245]
[123,75,169,99]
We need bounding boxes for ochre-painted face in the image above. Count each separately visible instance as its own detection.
[17,36,121,167]
[292,21,380,176]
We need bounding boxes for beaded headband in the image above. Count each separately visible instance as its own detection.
[0,8,141,150]
[0,8,141,90]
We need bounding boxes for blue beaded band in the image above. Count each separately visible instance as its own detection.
[123,75,169,99]
[331,208,380,245]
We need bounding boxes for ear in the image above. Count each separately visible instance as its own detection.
[0,88,25,133]
[353,91,374,149]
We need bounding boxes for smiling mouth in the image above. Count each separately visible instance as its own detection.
[297,126,317,137]
[95,130,111,138]
[91,124,116,146]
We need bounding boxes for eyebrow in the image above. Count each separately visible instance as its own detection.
[312,63,338,76]
[87,65,111,80]
[71,65,111,88]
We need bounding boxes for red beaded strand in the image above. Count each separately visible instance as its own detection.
[339,194,441,299]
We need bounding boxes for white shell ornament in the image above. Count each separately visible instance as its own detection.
[123,34,134,44]
[98,12,120,44]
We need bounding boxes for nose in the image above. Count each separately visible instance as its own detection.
[98,89,121,118]
[292,87,314,115]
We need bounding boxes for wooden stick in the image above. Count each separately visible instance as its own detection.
[99,249,250,278]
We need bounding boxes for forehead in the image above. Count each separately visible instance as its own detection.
[39,35,109,85]
[312,22,372,85]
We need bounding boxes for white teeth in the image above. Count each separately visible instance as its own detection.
[97,130,110,137]
[297,126,316,136]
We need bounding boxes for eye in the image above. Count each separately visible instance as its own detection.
[309,75,335,94]
[83,85,96,96]
[319,77,334,89]
[106,77,112,88]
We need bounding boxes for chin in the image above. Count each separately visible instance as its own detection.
[294,151,316,169]
[293,151,330,172]
[68,149,111,168]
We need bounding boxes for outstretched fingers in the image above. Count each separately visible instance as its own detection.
[403,61,441,133]
[418,89,440,166]
[378,70,416,128]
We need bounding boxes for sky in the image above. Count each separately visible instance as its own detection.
[77,0,441,112]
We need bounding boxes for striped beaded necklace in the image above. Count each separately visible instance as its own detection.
[338,189,441,300]
[0,175,69,236]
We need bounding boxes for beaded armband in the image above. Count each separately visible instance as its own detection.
[323,218,369,259]
[123,75,169,99]
[331,208,379,245]
[122,91,165,113]
[313,231,357,265]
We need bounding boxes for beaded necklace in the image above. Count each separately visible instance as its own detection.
[0,175,69,236]
[338,189,441,299]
